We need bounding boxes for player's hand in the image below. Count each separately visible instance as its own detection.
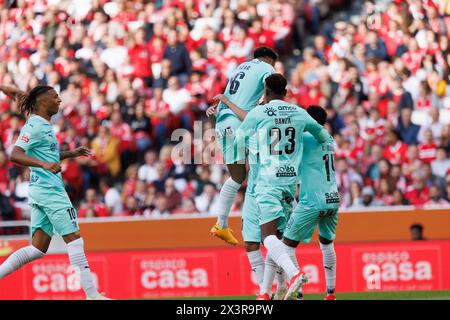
[42,162,61,174]
[206,105,218,117]
[72,146,92,158]
[212,94,226,102]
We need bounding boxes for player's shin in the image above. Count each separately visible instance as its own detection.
[66,237,99,298]
[261,255,277,295]
[320,242,336,293]
[263,235,298,280]
[246,249,265,294]
[216,178,241,228]
[0,245,45,279]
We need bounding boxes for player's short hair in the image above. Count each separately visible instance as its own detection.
[254,47,278,61]
[307,105,327,125]
[265,73,287,96]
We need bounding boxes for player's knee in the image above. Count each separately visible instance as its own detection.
[319,235,333,245]
[244,242,260,252]
[63,232,81,244]
[282,237,299,248]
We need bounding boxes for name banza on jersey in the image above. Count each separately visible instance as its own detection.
[217,59,274,119]
[299,133,340,209]
[235,100,330,187]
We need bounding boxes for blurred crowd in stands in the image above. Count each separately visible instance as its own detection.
[0,0,450,227]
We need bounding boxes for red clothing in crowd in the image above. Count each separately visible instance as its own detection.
[78,202,108,218]
[110,122,136,152]
[383,141,408,165]
[128,44,152,78]
[404,186,430,206]
[418,143,437,163]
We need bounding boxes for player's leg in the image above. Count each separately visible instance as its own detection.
[210,115,244,244]
[258,189,306,300]
[45,194,110,300]
[318,209,339,300]
[241,194,266,298]
[62,231,108,300]
[282,206,319,300]
[0,204,52,279]
[215,162,246,228]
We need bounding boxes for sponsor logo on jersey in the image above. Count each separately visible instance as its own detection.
[325,192,340,204]
[275,164,296,177]
[20,135,29,143]
[264,107,277,117]
[30,174,39,184]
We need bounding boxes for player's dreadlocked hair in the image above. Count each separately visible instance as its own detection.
[19,85,53,116]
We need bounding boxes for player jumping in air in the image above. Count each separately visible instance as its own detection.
[209,47,278,246]
[229,74,331,300]
[282,105,339,301]
[0,85,111,300]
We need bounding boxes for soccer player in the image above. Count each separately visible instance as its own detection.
[209,47,278,246]
[282,105,339,301]
[229,74,331,299]
[0,85,110,300]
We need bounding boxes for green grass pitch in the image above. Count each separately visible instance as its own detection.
[163,290,450,300]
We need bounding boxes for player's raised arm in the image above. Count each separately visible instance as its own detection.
[0,85,26,102]
[213,94,248,121]
[304,111,331,143]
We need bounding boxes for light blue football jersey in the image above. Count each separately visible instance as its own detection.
[235,100,331,187]
[298,133,340,209]
[14,115,65,191]
[217,59,274,120]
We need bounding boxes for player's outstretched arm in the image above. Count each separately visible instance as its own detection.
[304,112,331,143]
[60,146,91,161]
[213,94,248,121]
[10,146,61,173]
[0,85,26,101]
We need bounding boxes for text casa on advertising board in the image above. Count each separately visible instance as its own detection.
[0,241,449,299]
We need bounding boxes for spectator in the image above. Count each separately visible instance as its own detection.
[0,192,15,221]
[410,223,426,241]
[78,188,108,218]
[163,29,192,85]
[396,107,421,145]
[91,124,121,178]
[392,189,410,206]
[99,178,123,215]
[421,162,446,192]
[404,170,430,206]
[123,196,142,216]
[163,177,182,212]
[424,185,449,206]
[60,142,84,202]
[138,150,159,184]
[419,107,444,144]
[172,197,198,214]
[383,128,408,165]
[350,185,384,208]
[162,76,192,130]
[149,194,171,217]
[431,148,450,178]
[195,182,219,214]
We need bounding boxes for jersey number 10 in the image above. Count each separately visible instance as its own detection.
[322,154,335,182]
